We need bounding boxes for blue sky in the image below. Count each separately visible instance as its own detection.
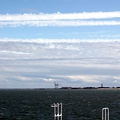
[0,0,120,88]
[0,0,120,40]
[0,0,120,13]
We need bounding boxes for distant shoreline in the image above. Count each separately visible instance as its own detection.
[0,87,120,90]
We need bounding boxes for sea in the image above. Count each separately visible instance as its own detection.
[0,89,120,120]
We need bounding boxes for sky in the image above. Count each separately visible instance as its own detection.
[0,0,120,88]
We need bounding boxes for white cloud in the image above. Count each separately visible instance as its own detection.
[0,38,120,60]
[67,75,108,83]
[113,76,120,81]
[0,50,31,54]
[0,39,120,88]
[1,11,120,20]
[43,78,57,82]
[0,11,120,27]
[0,20,120,27]
[0,38,120,43]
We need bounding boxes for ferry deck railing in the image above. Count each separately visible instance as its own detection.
[102,108,109,120]
[51,103,109,120]
[51,103,62,120]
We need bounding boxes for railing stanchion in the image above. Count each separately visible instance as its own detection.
[51,103,62,120]
[102,108,109,120]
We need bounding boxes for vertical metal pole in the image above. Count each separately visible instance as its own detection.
[61,103,62,120]
[105,109,106,120]
[51,103,62,120]
[107,108,109,120]
[57,103,59,120]
[102,108,103,120]
[102,108,109,120]
[55,103,56,120]
[51,103,56,120]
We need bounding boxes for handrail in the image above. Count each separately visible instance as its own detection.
[51,103,62,120]
[51,103,110,120]
[102,108,109,120]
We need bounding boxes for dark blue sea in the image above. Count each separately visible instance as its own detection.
[0,89,120,120]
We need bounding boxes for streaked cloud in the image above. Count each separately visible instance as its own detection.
[1,20,120,27]
[1,11,120,20]
[0,39,120,88]
[66,75,109,83]
[0,38,120,43]
[0,50,32,54]
[0,11,120,27]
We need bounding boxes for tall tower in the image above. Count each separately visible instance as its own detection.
[101,84,103,88]
[54,82,59,89]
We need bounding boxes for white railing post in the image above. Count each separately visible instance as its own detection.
[102,108,109,120]
[61,103,62,120]
[51,103,62,120]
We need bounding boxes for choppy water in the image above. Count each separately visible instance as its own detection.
[0,89,120,120]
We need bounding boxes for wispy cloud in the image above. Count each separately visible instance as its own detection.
[0,38,120,88]
[0,50,32,54]
[1,11,120,20]
[0,38,120,43]
[0,11,120,27]
[66,75,109,83]
[1,20,120,27]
